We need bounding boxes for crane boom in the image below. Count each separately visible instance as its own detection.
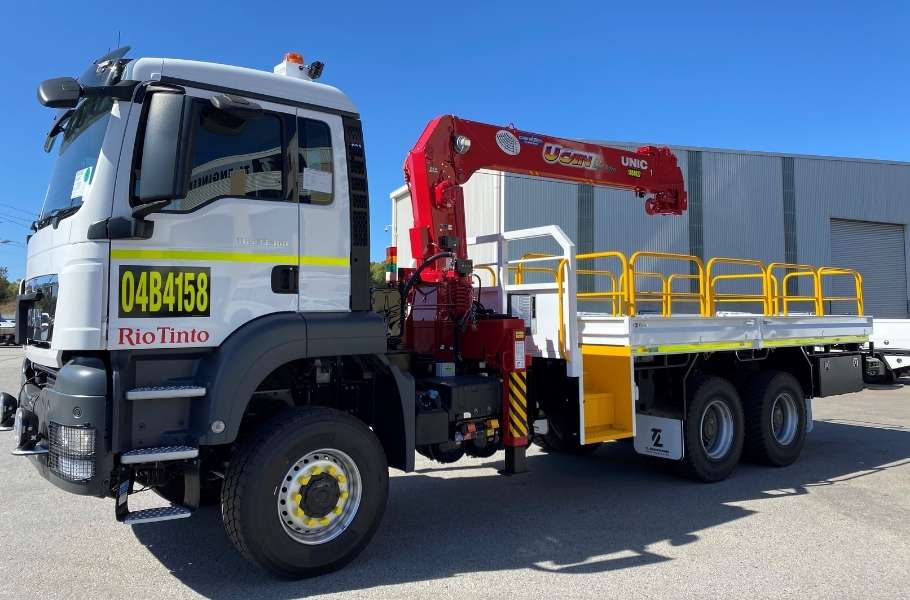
[399,115,689,366]
[403,115,687,270]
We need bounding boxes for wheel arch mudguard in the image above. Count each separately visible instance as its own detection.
[195,311,415,470]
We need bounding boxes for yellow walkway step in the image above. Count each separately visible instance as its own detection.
[584,425,634,443]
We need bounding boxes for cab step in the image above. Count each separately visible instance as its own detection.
[122,505,192,525]
[125,385,206,401]
[121,445,199,464]
[115,473,197,525]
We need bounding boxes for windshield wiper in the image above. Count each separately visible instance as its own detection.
[44,108,75,153]
[35,205,80,231]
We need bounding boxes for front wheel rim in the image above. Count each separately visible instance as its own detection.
[276,448,362,545]
[700,399,734,460]
[770,392,799,446]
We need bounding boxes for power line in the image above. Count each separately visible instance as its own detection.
[0,202,37,218]
[0,213,34,227]
[0,220,31,231]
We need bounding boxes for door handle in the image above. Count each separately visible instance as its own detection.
[271,265,299,294]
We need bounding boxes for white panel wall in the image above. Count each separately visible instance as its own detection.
[390,169,501,270]
[796,158,910,316]
[702,152,784,263]
[701,152,784,307]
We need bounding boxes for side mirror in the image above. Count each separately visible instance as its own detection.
[135,90,189,208]
[37,77,82,108]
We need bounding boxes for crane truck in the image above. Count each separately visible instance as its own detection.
[2,47,871,578]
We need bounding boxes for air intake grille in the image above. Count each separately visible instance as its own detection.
[344,117,371,311]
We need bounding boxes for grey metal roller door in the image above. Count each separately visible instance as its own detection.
[830,219,908,318]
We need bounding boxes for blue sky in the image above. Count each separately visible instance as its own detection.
[0,1,907,279]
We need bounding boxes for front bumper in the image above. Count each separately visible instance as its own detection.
[13,357,113,497]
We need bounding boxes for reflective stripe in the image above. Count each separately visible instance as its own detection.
[300,255,350,267]
[111,249,349,267]
[510,373,527,394]
[630,334,868,356]
[508,371,529,439]
[633,340,754,355]
[761,335,868,347]
[509,394,528,421]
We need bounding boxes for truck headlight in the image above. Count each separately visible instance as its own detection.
[50,454,95,482]
[48,422,95,457]
[48,422,96,482]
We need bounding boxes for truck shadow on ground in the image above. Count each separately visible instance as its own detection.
[867,374,910,391]
[132,419,910,598]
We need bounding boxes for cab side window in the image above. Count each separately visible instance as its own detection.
[298,117,334,205]
[176,102,284,211]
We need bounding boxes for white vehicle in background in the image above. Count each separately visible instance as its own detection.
[0,317,15,345]
[865,319,910,383]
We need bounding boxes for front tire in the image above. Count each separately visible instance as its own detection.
[222,406,389,578]
[681,377,744,482]
[743,371,807,466]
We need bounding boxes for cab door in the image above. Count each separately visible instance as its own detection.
[295,109,351,311]
[109,89,299,350]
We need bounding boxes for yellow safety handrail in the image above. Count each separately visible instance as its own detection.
[555,258,570,359]
[706,257,769,315]
[664,273,704,317]
[766,262,822,315]
[510,252,557,285]
[472,265,497,287]
[632,271,669,315]
[629,251,707,316]
[511,250,864,361]
[818,267,864,316]
[576,251,629,316]
[576,270,621,315]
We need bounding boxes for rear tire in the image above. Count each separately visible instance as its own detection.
[222,406,388,578]
[743,371,807,466]
[681,377,744,482]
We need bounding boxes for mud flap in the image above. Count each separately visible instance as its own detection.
[633,414,683,460]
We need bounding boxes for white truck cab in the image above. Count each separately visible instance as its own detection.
[24,49,367,363]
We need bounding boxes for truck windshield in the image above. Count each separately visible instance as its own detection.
[39,96,114,221]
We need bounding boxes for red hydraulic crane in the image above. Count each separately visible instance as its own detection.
[399,115,688,454]
[404,116,687,273]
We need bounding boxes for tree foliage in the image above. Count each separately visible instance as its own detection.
[369,262,387,287]
[0,267,17,302]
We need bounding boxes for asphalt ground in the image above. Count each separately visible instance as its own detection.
[0,345,907,599]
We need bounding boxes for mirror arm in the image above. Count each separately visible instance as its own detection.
[134,82,185,104]
[132,199,171,219]
[86,201,171,242]
[82,80,140,101]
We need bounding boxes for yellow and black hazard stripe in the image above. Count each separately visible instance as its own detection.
[508,371,529,439]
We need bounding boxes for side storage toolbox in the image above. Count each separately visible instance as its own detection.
[812,353,864,397]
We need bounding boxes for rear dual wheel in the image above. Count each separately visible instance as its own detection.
[682,377,745,482]
[681,372,807,481]
[743,371,807,466]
